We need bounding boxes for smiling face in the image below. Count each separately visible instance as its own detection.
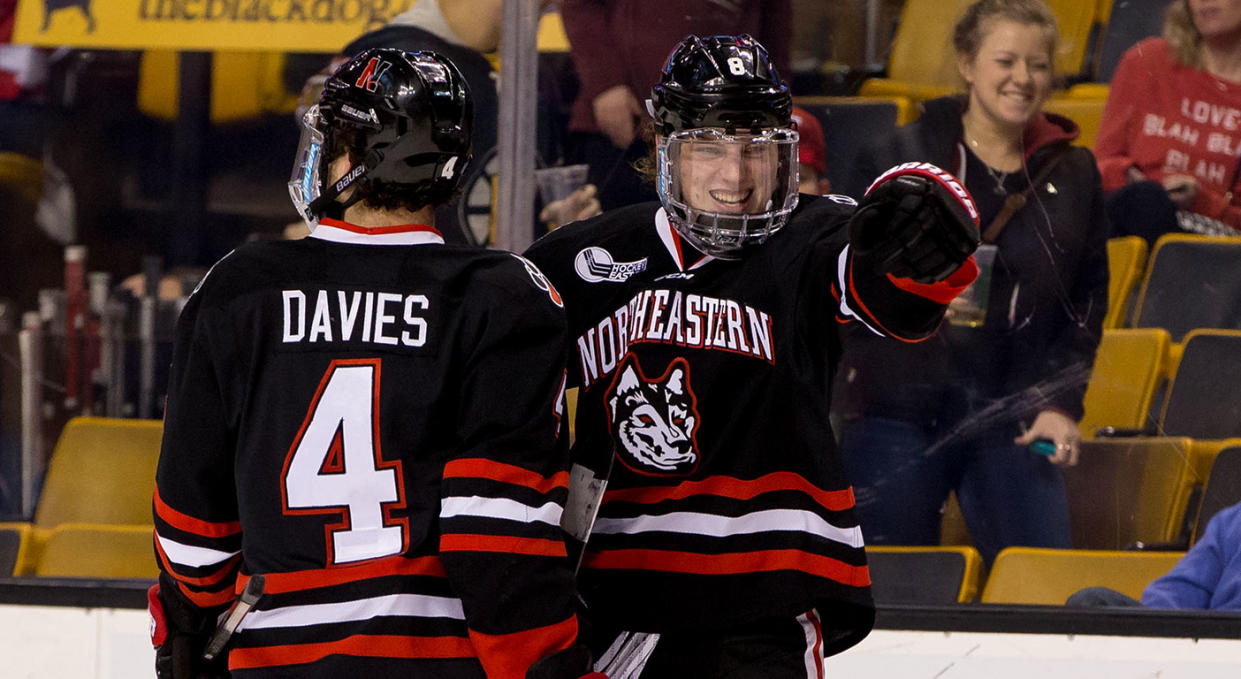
[958,18,1055,131]
[676,136,778,214]
[1190,0,1241,41]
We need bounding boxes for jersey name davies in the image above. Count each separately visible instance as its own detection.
[282,289,429,347]
[577,289,774,388]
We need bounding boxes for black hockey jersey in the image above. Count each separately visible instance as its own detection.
[153,219,579,679]
[522,196,976,657]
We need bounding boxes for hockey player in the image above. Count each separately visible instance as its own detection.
[148,48,600,679]
[522,34,981,678]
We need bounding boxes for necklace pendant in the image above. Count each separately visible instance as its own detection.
[993,185,1008,196]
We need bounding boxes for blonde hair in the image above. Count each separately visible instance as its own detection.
[953,0,1059,64]
[1163,0,1202,68]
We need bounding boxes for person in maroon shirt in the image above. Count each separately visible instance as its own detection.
[559,0,790,211]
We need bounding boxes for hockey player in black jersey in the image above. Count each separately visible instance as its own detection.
[522,34,982,678]
[148,48,603,679]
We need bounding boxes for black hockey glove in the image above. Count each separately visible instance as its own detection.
[526,644,608,679]
[149,576,229,679]
[849,162,981,283]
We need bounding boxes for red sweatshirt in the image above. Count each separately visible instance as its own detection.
[1096,37,1241,230]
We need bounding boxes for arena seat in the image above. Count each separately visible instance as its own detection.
[791,96,915,194]
[1103,236,1148,329]
[1042,97,1106,148]
[34,417,163,529]
[34,523,158,579]
[0,522,33,576]
[859,0,1098,102]
[981,547,1184,604]
[1132,234,1241,343]
[1157,330,1241,440]
[867,546,983,604]
[1191,444,1241,544]
[1062,436,1196,549]
[1091,0,1171,82]
[0,151,43,204]
[1079,327,1168,437]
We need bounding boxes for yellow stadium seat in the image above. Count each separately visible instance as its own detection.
[1079,327,1169,437]
[981,547,1184,604]
[867,545,983,604]
[35,523,158,579]
[35,417,163,529]
[859,0,1098,102]
[1042,97,1106,148]
[0,522,35,576]
[139,51,297,123]
[1190,442,1241,544]
[537,11,570,52]
[1103,236,1148,329]
[1063,436,1197,549]
[0,151,43,205]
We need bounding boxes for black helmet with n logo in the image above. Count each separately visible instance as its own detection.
[289,48,473,226]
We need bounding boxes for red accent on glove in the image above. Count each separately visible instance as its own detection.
[148,584,168,647]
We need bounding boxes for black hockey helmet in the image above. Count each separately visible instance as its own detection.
[289,48,473,226]
[649,34,792,137]
[648,35,799,259]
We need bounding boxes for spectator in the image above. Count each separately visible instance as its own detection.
[559,0,791,211]
[149,48,597,679]
[835,0,1109,565]
[1095,0,1241,244]
[791,105,832,195]
[1067,501,1241,610]
[523,33,980,676]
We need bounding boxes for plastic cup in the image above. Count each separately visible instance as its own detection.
[947,244,998,328]
[535,164,590,205]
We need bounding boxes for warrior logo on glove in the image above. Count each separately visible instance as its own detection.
[851,162,981,284]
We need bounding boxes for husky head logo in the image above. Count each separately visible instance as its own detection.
[606,356,700,476]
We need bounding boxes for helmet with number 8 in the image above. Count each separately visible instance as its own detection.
[288,48,473,229]
[648,34,798,259]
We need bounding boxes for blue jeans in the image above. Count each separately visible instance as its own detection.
[839,417,1072,565]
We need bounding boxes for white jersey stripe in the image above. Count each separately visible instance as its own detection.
[241,593,465,631]
[590,508,864,548]
[439,495,564,527]
[156,534,239,568]
[836,246,884,337]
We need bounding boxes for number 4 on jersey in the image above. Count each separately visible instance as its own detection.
[282,359,408,564]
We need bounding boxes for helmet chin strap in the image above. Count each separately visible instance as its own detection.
[309,150,384,220]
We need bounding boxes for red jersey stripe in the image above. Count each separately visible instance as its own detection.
[255,555,447,594]
[439,534,568,558]
[583,548,871,587]
[228,633,476,670]
[175,579,238,608]
[318,217,442,237]
[469,615,579,679]
[443,458,569,494]
[153,486,242,538]
[601,472,856,511]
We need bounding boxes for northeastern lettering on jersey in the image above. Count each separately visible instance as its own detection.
[281,288,432,348]
[576,288,774,389]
